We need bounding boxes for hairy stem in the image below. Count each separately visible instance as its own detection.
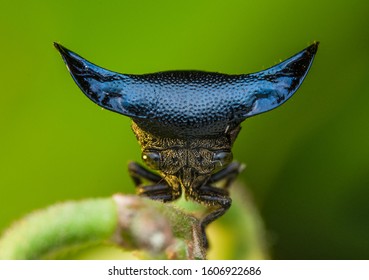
[0,194,205,260]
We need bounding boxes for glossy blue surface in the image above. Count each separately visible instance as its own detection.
[55,42,318,138]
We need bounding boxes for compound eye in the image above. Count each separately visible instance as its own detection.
[213,151,232,167]
[142,151,161,170]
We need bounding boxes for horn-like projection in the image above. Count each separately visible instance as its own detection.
[240,42,318,118]
[55,42,318,137]
[54,43,148,118]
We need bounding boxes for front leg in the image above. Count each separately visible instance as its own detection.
[128,162,181,202]
[192,185,232,249]
[193,161,244,248]
[209,161,244,189]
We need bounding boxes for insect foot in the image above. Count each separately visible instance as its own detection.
[55,42,318,250]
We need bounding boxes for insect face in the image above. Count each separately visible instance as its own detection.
[134,122,234,190]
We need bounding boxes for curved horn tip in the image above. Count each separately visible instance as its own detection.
[53,42,61,50]
[53,42,90,76]
[307,41,319,55]
[53,42,69,56]
[53,42,82,64]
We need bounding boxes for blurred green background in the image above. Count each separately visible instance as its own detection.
[1,0,369,259]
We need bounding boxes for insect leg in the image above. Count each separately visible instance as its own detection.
[209,161,244,189]
[128,161,162,186]
[192,185,232,248]
[128,161,181,202]
[137,184,181,202]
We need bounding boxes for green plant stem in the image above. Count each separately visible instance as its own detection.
[0,194,205,260]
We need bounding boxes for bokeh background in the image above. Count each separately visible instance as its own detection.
[1,0,369,259]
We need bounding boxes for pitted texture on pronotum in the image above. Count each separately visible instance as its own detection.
[54,42,318,138]
[55,42,318,248]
